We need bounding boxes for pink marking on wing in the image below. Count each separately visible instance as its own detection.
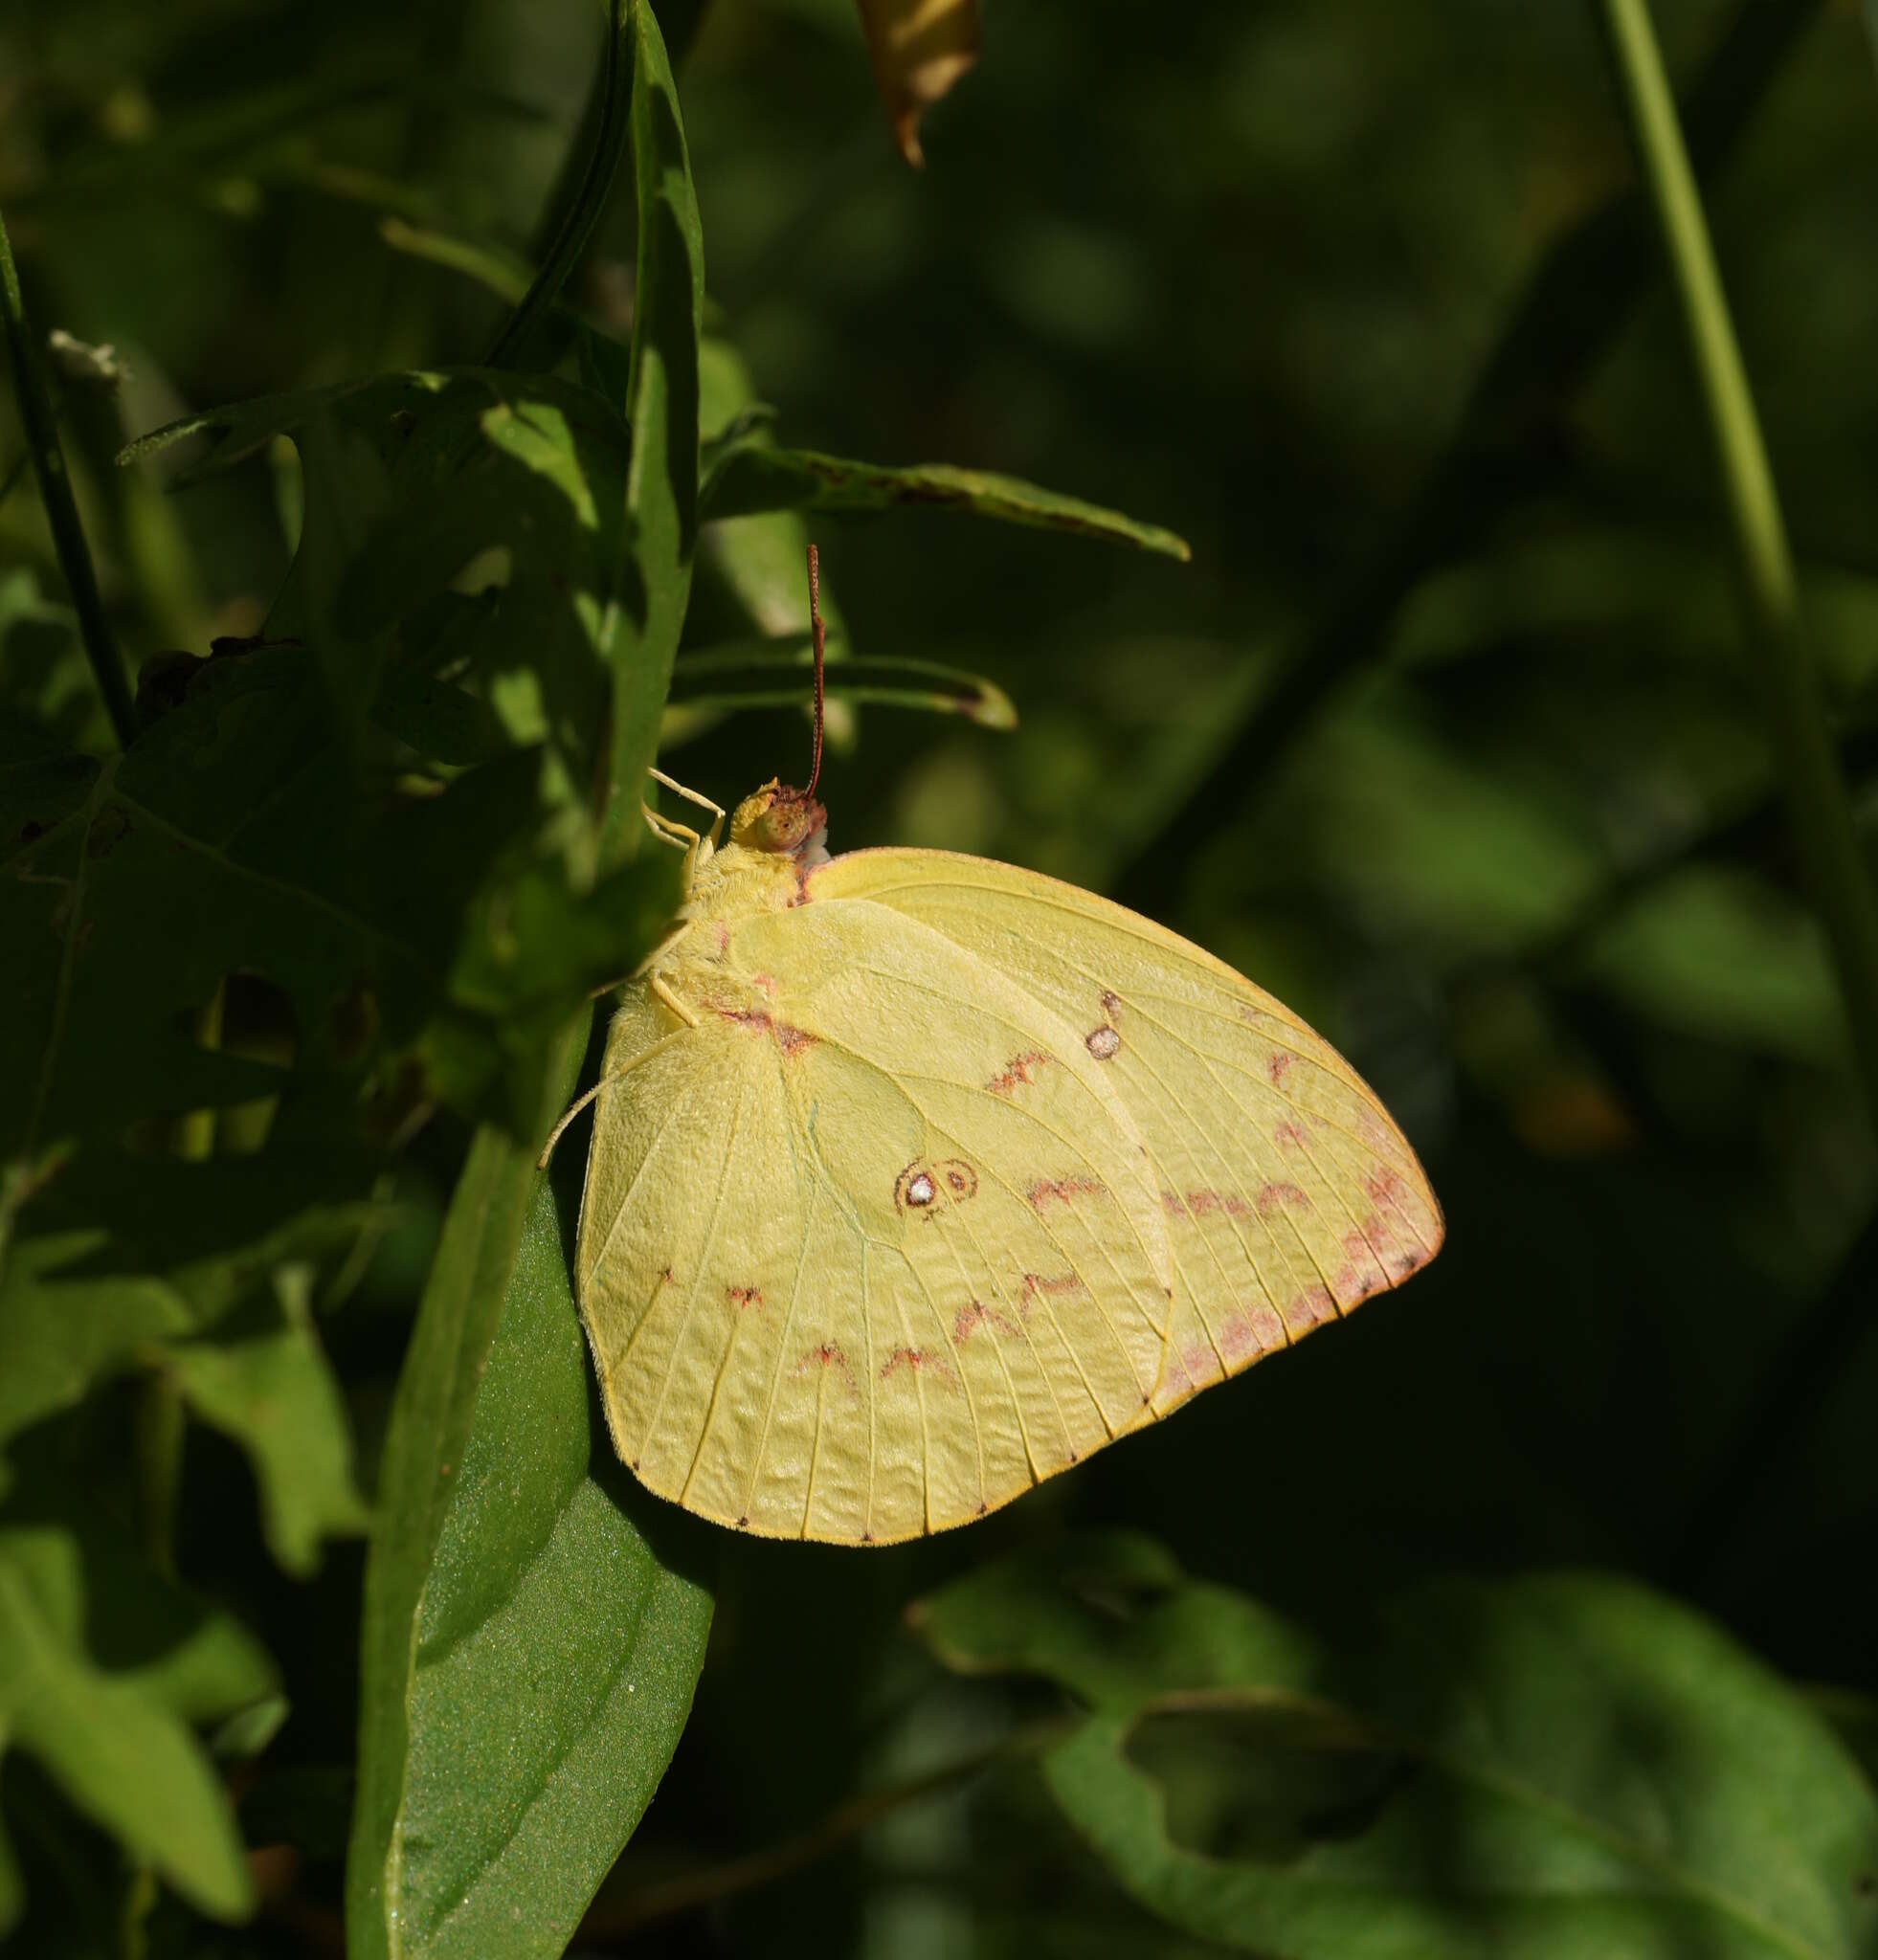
[1267,1052,1292,1087]
[750,970,778,998]
[715,924,730,954]
[1218,1309,1260,1363]
[1161,1189,1188,1218]
[794,1342,857,1394]
[727,1284,763,1311]
[1178,1188,1254,1220]
[1100,990,1123,1020]
[881,1346,954,1386]
[987,1050,1051,1097]
[953,1299,1019,1345]
[1017,1271,1084,1319]
[1286,1284,1337,1329]
[1256,1181,1308,1218]
[1026,1174,1107,1210]
[1180,1341,1222,1389]
[719,1007,816,1058]
[1275,1120,1310,1150]
[1365,1167,1407,1207]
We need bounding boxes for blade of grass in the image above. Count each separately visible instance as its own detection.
[0,203,134,748]
[1599,0,1878,1128]
[1112,0,1825,914]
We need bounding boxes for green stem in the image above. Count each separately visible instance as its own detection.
[582,1719,1068,1939]
[1599,0,1878,1130]
[0,202,136,747]
[484,0,633,369]
[133,1374,185,1581]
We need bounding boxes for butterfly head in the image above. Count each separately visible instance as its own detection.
[729,780,829,865]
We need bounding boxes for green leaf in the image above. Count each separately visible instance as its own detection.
[1577,865,1845,1066]
[0,1143,380,1503]
[347,1022,713,1959]
[378,216,533,307]
[484,0,634,368]
[915,1542,1878,1960]
[161,1263,369,1578]
[0,1500,277,1930]
[908,1532,1322,1715]
[598,0,704,865]
[671,638,1017,728]
[4,649,679,1151]
[123,369,643,875]
[700,443,1191,562]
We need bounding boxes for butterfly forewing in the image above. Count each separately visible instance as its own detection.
[805,851,1443,1415]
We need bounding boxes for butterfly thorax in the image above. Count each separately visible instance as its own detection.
[642,780,829,1013]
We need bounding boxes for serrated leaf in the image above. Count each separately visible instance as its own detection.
[915,1542,1878,1960]
[0,1499,277,1931]
[3,650,680,1152]
[347,1021,713,1960]
[700,442,1191,561]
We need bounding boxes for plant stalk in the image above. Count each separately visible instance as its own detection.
[582,1719,1068,1939]
[1599,0,1878,1129]
[0,202,136,747]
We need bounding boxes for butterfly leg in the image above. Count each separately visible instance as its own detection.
[648,767,726,852]
[650,972,700,1029]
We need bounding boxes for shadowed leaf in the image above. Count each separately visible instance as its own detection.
[0,1494,277,1931]
[915,1538,1878,1960]
[598,0,705,866]
[671,637,1016,728]
[701,443,1191,562]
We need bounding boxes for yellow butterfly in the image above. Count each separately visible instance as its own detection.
[553,551,1442,1545]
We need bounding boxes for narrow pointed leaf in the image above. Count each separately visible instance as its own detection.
[599,0,704,865]
[700,444,1191,561]
[671,638,1016,727]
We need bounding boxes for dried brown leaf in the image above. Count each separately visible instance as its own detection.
[856,0,979,166]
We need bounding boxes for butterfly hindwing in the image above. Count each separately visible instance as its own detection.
[576,902,1173,1544]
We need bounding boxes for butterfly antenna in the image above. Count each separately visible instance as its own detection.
[805,542,825,799]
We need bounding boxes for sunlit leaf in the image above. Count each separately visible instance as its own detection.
[0,1144,381,1512]
[160,1264,369,1578]
[347,1023,713,1960]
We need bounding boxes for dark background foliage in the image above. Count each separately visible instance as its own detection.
[5,0,1878,1954]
